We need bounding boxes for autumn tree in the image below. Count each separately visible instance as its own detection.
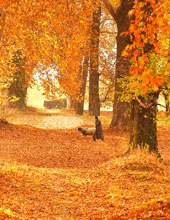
[0,0,94,104]
[9,51,27,108]
[103,0,170,154]
[122,0,170,154]
[76,5,116,115]
[0,5,14,90]
[1,0,116,116]
[89,3,101,116]
[76,51,89,115]
[99,7,116,109]
[103,0,134,128]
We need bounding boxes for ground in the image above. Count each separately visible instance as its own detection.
[0,108,170,219]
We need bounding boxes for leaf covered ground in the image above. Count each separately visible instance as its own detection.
[0,110,170,219]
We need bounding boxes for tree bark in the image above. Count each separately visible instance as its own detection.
[104,0,161,155]
[103,0,133,128]
[76,52,89,115]
[129,94,160,155]
[0,6,5,40]
[67,96,77,110]
[128,1,161,155]
[89,6,101,116]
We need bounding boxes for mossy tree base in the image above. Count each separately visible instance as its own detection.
[129,94,160,156]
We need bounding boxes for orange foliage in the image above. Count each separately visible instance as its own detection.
[123,0,170,94]
[0,0,100,98]
[1,0,170,97]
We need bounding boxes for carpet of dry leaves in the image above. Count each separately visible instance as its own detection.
[0,109,170,219]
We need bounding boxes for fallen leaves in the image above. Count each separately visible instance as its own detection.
[0,111,170,219]
[109,197,170,220]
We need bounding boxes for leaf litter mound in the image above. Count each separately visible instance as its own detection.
[0,113,170,219]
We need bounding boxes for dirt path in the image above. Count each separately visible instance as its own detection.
[9,111,84,129]
[39,115,83,129]
[0,123,129,169]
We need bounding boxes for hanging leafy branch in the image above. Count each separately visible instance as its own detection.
[121,0,170,98]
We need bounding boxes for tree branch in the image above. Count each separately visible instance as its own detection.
[157,103,166,109]
[135,95,153,109]
[103,0,117,20]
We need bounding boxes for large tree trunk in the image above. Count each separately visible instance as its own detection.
[129,94,160,155]
[104,0,160,155]
[128,1,160,155]
[76,52,89,115]
[103,0,133,128]
[110,0,133,128]
[89,6,101,116]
